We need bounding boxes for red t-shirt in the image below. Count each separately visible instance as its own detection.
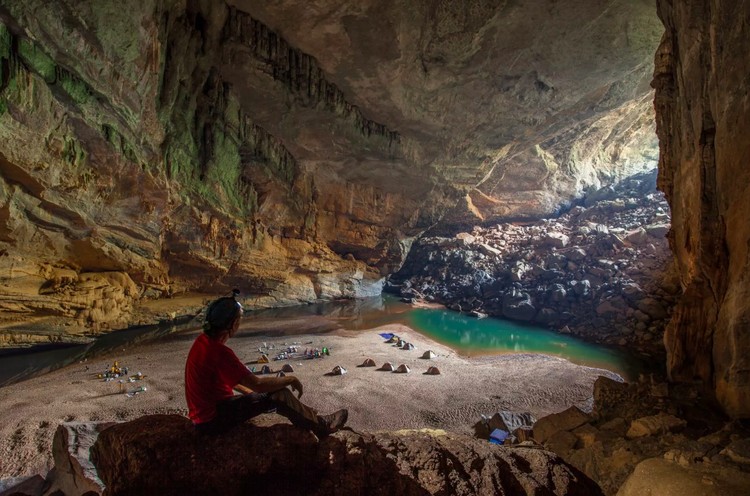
[184,333,251,424]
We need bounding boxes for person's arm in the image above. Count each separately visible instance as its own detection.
[237,372,304,398]
[234,383,254,395]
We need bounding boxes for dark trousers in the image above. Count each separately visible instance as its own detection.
[195,388,319,435]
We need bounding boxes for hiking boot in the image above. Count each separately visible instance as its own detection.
[315,409,348,438]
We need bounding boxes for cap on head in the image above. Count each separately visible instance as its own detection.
[203,296,243,336]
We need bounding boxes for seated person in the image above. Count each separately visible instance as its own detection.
[185,296,348,437]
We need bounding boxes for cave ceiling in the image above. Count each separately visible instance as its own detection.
[226,0,663,218]
[0,0,662,312]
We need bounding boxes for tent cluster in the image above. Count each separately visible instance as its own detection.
[255,344,331,365]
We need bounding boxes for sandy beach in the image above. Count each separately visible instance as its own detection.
[0,318,621,479]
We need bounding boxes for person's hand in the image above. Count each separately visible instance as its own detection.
[289,377,303,398]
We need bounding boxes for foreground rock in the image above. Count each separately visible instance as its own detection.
[526,376,750,495]
[389,171,678,357]
[45,422,112,496]
[90,415,603,496]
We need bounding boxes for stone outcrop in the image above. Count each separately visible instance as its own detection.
[388,171,678,355]
[0,1,661,342]
[45,422,112,495]
[518,375,750,495]
[89,414,603,496]
[617,457,750,496]
[652,1,750,417]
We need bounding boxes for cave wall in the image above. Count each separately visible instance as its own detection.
[653,0,750,417]
[0,0,661,337]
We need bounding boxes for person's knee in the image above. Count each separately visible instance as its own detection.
[270,388,294,403]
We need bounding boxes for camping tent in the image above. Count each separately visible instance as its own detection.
[425,366,441,375]
[379,362,395,371]
[421,350,436,359]
[395,364,411,373]
[402,342,415,350]
[281,364,294,373]
[360,358,376,367]
[331,365,347,375]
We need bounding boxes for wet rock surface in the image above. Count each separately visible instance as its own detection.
[389,171,678,357]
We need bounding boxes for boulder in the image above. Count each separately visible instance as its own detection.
[626,413,687,439]
[637,298,669,320]
[544,233,570,248]
[44,422,114,496]
[478,243,501,257]
[645,223,670,238]
[617,458,750,496]
[565,248,587,261]
[571,423,600,449]
[502,294,537,322]
[625,228,649,245]
[455,233,476,245]
[0,475,46,496]
[91,415,604,496]
[722,439,750,465]
[533,406,592,444]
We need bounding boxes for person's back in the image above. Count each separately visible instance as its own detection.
[184,295,348,437]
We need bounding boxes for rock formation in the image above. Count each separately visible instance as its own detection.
[0,1,661,341]
[89,414,603,496]
[652,0,750,417]
[388,171,678,356]
[529,375,750,495]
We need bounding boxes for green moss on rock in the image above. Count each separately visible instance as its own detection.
[206,128,244,211]
[18,39,56,84]
[57,70,93,104]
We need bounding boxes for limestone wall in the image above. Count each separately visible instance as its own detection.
[653,0,750,417]
[0,0,661,339]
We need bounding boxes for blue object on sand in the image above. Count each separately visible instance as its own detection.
[489,429,509,444]
[378,333,395,340]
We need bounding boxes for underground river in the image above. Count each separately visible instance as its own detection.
[0,295,645,387]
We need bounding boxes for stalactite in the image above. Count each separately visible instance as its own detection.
[0,23,11,94]
[224,8,401,153]
[238,114,298,186]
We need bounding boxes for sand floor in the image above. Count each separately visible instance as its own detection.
[0,320,620,479]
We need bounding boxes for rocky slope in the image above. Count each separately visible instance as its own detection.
[0,1,660,341]
[388,171,678,358]
[38,415,603,496]
[653,0,750,417]
[499,375,750,495]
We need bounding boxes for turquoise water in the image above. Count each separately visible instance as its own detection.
[404,306,641,380]
[0,295,644,386]
[244,295,643,379]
